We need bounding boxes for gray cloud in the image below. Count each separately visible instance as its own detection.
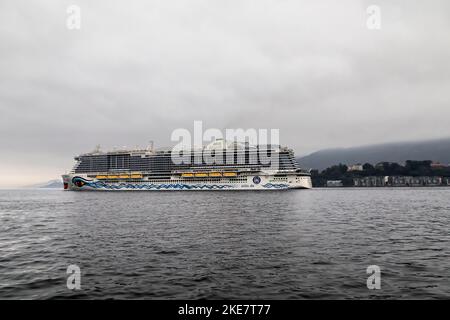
[1,0,450,186]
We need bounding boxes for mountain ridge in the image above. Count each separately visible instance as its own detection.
[297,137,450,170]
[24,179,63,189]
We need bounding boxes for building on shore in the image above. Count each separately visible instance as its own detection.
[375,162,396,170]
[348,163,364,172]
[389,176,442,187]
[430,162,448,169]
[326,180,343,187]
[409,176,442,186]
[353,176,388,187]
[388,176,413,187]
[354,176,446,187]
[423,176,442,186]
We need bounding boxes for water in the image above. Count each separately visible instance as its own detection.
[0,188,448,299]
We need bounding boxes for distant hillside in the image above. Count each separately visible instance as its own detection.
[297,137,450,170]
[25,179,63,189]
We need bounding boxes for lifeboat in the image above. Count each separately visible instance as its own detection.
[194,172,208,177]
[209,172,222,177]
[223,172,237,177]
[181,173,194,177]
[95,175,108,179]
[130,174,143,179]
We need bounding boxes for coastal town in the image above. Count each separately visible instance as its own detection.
[310,160,450,187]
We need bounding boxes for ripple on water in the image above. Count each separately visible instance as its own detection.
[0,188,449,299]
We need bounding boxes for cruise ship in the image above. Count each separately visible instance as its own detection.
[62,139,312,191]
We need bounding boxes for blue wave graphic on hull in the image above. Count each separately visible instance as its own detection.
[72,177,233,190]
[72,177,290,190]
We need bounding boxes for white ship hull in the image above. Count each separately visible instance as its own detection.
[62,174,312,191]
[63,139,312,191]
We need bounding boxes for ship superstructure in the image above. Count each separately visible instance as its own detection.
[62,139,312,190]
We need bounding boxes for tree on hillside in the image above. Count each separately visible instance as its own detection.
[405,160,432,176]
[363,163,375,175]
[320,164,348,180]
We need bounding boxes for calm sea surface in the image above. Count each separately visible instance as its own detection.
[0,188,448,299]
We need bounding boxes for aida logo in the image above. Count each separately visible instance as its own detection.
[253,176,261,184]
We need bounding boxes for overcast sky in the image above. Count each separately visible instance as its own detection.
[1,0,450,187]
